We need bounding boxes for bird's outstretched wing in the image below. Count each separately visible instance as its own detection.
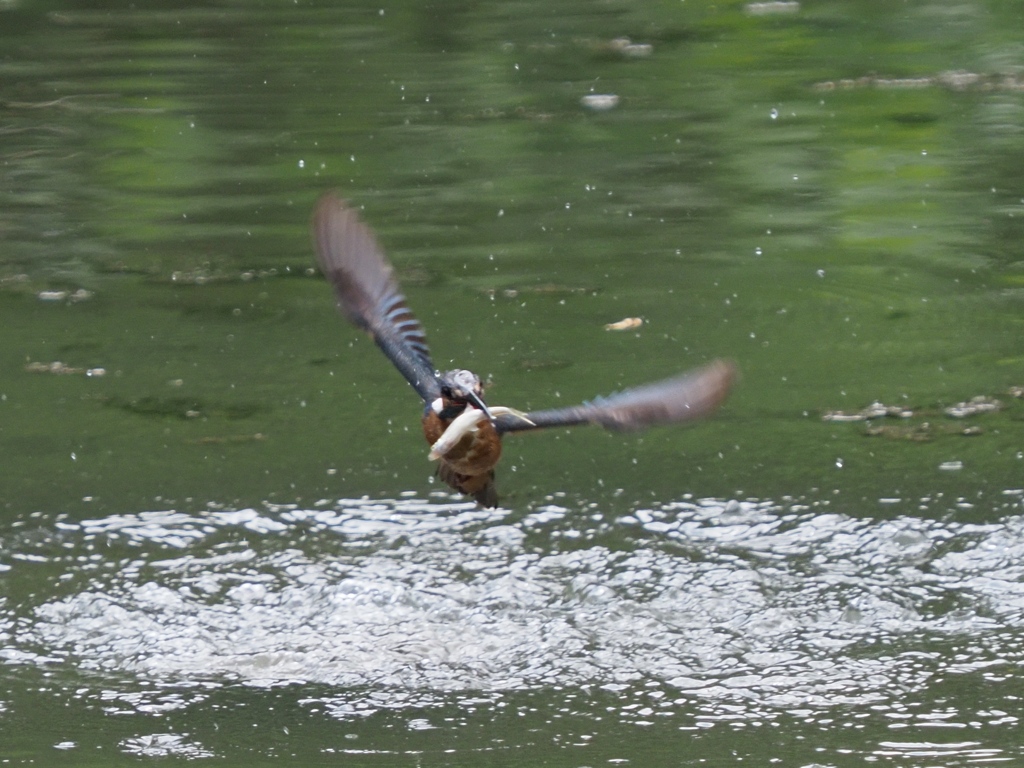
[312,192,441,403]
[493,359,736,434]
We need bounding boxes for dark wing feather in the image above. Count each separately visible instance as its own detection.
[494,359,736,434]
[312,192,440,402]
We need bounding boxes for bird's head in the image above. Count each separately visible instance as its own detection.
[438,369,493,421]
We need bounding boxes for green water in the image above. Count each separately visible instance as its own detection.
[1,0,1023,765]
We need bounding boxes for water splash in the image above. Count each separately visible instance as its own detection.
[4,491,1024,728]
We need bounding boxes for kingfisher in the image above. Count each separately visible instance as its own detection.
[312,192,736,507]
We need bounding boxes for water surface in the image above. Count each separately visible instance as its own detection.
[1,0,1023,764]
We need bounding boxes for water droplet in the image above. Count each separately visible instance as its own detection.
[754,247,762,256]
[297,159,305,169]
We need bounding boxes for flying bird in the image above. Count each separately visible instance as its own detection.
[312,192,735,507]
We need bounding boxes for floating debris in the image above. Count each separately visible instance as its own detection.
[188,433,267,445]
[103,395,265,421]
[459,106,556,122]
[514,358,572,372]
[484,284,594,299]
[25,361,105,377]
[161,266,311,286]
[944,396,1001,419]
[827,392,1016,439]
[581,94,620,111]
[37,288,93,303]
[822,401,913,422]
[527,283,592,295]
[1009,385,1023,399]
[608,37,653,58]
[938,460,964,472]
[813,70,1024,93]
[864,422,987,441]
[579,36,653,59]
[745,1,800,15]
[864,423,933,441]
[604,317,643,331]
[171,269,217,285]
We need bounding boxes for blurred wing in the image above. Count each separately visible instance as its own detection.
[312,192,440,402]
[494,359,736,434]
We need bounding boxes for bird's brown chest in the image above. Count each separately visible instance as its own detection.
[422,410,502,477]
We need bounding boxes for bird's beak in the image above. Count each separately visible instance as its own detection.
[465,390,495,422]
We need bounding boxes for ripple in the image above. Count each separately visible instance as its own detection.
[4,491,1024,724]
[119,733,215,758]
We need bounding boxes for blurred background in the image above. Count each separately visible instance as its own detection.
[1,0,1022,764]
